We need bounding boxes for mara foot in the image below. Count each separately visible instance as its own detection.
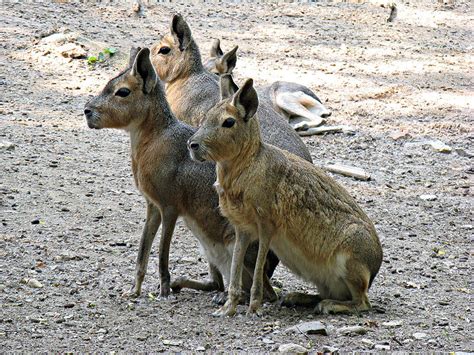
[212,300,237,317]
[316,299,371,315]
[122,284,141,298]
[280,292,323,308]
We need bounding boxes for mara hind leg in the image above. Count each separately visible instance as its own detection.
[274,91,331,131]
[171,262,225,295]
[244,242,279,302]
[281,283,329,308]
[316,260,372,315]
[213,229,251,317]
[241,262,278,304]
[281,292,323,308]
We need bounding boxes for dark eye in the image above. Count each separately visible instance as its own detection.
[222,117,235,128]
[115,88,131,97]
[158,46,171,55]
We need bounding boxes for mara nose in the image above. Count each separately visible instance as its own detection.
[188,140,199,151]
[84,108,92,118]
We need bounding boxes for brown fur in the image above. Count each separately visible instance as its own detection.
[188,78,383,316]
[83,48,279,302]
[204,40,332,132]
[150,14,312,162]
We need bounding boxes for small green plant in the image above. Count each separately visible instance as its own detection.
[87,47,118,65]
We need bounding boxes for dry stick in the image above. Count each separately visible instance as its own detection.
[324,163,371,181]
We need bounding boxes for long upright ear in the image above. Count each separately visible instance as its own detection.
[128,46,142,67]
[231,78,258,122]
[220,74,239,100]
[210,39,223,58]
[218,45,238,74]
[170,14,192,51]
[131,48,158,94]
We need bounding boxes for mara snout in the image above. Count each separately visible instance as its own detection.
[83,107,99,129]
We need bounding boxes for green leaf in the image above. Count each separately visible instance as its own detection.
[104,47,117,55]
[87,56,98,64]
[98,52,106,62]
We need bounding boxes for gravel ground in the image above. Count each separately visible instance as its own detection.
[1,1,472,352]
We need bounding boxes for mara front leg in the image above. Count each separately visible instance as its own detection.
[123,200,161,298]
[248,224,274,316]
[213,229,250,317]
[158,206,179,299]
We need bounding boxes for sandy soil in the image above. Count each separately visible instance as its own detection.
[1,1,473,352]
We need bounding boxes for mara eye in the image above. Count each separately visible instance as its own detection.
[158,46,171,55]
[115,88,131,97]
[222,117,235,128]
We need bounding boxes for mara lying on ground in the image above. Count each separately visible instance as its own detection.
[204,38,332,134]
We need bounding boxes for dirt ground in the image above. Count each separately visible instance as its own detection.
[1,1,473,352]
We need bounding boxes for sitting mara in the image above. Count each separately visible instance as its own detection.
[188,77,383,316]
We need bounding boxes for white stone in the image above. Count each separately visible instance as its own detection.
[413,332,428,340]
[278,343,308,354]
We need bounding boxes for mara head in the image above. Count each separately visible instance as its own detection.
[188,74,260,163]
[84,47,163,130]
[151,14,202,82]
[203,39,238,76]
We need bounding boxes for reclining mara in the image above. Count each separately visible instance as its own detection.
[204,39,332,134]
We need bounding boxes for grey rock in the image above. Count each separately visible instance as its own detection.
[322,345,339,353]
[361,338,375,349]
[413,332,428,340]
[0,141,15,151]
[338,325,367,336]
[420,194,437,201]
[162,339,182,346]
[278,343,308,354]
[455,148,474,158]
[286,321,328,336]
[20,278,43,288]
[429,140,452,153]
[382,320,403,328]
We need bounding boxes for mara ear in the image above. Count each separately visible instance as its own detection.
[128,46,142,68]
[231,78,258,122]
[210,38,223,58]
[170,14,192,51]
[218,45,238,74]
[131,48,158,94]
[220,74,239,100]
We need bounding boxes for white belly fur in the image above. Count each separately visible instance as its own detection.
[183,216,234,285]
[271,234,350,299]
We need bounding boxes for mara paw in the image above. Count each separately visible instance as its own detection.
[122,285,141,299]
[212,300,237,317]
